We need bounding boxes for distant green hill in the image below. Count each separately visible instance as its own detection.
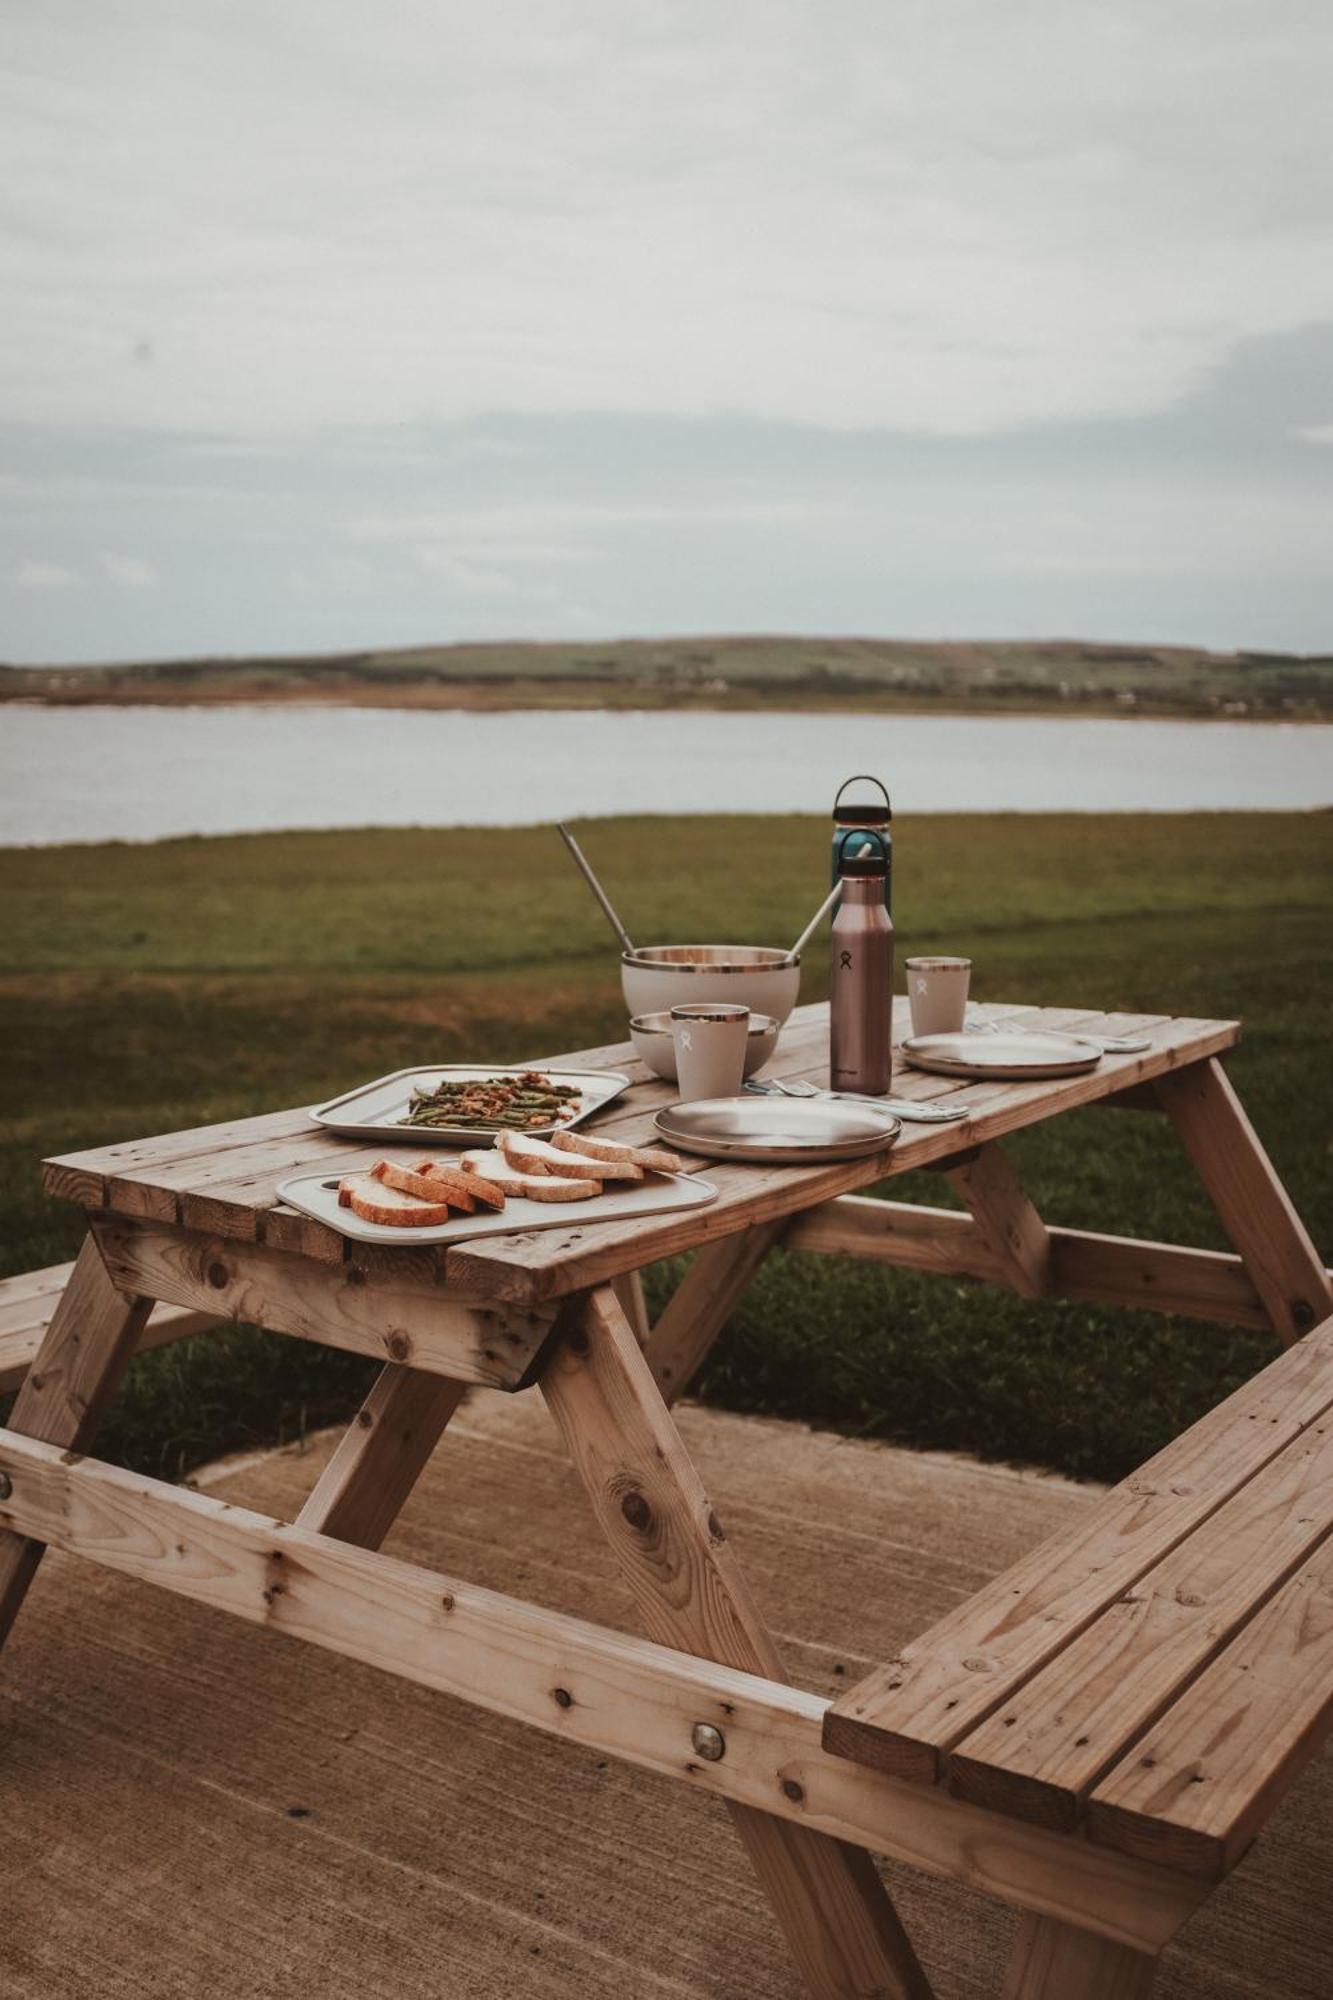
[3,634,1331,718]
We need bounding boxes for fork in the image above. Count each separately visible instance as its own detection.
[751,1078,973,1122]
[963,1014,1151,1055]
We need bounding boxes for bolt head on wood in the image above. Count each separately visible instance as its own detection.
[691,1722,725,1762]
[0,1471,11,1500]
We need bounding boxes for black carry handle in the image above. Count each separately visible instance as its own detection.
[833,774,892,818]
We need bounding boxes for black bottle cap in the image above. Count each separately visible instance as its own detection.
[839,851,887,878]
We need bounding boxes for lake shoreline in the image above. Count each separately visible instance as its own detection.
[5,704,1329,846]
[2,682,1326,723]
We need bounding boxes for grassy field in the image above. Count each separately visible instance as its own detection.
[2,812,1329,1485]
[5,634,1332,718]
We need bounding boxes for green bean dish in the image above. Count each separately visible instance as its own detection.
[399,1071,584,1133]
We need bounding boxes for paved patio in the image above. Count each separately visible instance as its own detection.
[1,1393,1327,1998]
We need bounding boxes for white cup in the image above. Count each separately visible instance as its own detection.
[670,1002,751,1103]
[906,956,972,1037]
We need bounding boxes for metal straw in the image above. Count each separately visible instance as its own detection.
[783,881,843,965]
[556,824,637,957]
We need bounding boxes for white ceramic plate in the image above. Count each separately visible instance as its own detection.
[902,1031,1102,1080]
[277,1165,716,1246]
[309,1064,631,1148]
[654,1094,900,1164]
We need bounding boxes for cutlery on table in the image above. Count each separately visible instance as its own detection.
[745,1079,972,1123]
[963,1014,1152,1055]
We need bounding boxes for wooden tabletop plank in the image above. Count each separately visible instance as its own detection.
[41,1003,1239,1305]
[946,1402,1333,1829]
[1087,1517,1333,1880]
[822,1313,1333,1784]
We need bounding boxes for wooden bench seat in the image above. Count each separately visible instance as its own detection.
[0,1263,215,1397]
[824,1312,1333,1883]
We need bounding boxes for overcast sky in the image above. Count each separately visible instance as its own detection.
[3,0,1331,664]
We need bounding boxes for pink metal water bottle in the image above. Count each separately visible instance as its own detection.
[830,832,893,1094]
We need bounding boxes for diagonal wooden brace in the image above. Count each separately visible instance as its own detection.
[946,1144,1051,1300]
[1154,1057,1332,1346]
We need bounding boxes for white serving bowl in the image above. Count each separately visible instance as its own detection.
[620,945,802,1025]
[630,1010,779,1084]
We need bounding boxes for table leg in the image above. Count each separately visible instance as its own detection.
[1155,1057,1332,1345]
[540,1284,933,2000]
[296,1363,466,1550]
[0,1235,153,1648]
[645,1219,788,1406]
[1002,1915,1157,1999]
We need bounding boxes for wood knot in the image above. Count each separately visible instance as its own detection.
[357,1409,374,1428]
[706,1508,726,1544]
[206,1261,230,1290]
[552,1687,574,1709]
[781,1778,805,1804]
[440,1592,455,1612]
[385,1331,412,1361]
[620,1488,653,1533]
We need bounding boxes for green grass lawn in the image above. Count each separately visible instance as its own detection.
[2,812,1329,1484]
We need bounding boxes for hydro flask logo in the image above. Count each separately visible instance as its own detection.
[839,950,853,970]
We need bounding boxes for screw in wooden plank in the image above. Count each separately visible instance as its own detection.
[0,1472,11,1500]
[691,1722,725,1762]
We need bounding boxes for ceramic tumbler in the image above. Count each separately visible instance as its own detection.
[670,1002,750,1103]
[906,956,971,1036]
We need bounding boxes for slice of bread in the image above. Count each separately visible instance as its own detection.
[337,1173,455,1228]
[428,1162,507,1212]
[461,1151,602,1202]
[498,1128,641,1181]
[549,1128,685,1174]
[373,1159,477,1213]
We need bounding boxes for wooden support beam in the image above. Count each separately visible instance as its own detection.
[785,1196,1004,1283]
[789,1195,1299,1333]
[0,1287,218,1396]
[1155,1058,1332,1344]
[646,1219,788,1405]
[1002,1916,1157,1999]
[541,1287,934,2000]
[296,1364,466,1550]
[0,1236,152,1647]
[610,1271,650,1347]
[947,1145,1051,1299]
[0,1425,1204,1955]
[89,1212,554,1389]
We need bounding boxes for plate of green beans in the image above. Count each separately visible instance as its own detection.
[309,1063,632,1147]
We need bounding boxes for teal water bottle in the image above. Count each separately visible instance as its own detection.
[831,775,892,914]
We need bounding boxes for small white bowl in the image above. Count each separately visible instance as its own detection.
[630,1009,779,1084]
[621,945,801,1025]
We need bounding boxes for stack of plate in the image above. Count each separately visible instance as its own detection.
[654,1094,901,1165]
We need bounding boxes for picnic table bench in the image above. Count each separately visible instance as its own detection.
[2,997,1330,1998]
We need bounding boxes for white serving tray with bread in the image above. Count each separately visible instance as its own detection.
[310,1063,631,1147]
[278,1125,716,1246]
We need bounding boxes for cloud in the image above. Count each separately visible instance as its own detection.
[100,552,158,588]
[1,2,1330,439]
[13,558,79,588]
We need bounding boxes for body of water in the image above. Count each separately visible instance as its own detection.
[4,703,1329,845]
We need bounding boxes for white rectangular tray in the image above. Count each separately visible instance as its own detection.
[276,1166,717,1247]
[309,1064,631,1148]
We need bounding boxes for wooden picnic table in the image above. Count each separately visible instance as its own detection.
[2,997,1330,1999]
